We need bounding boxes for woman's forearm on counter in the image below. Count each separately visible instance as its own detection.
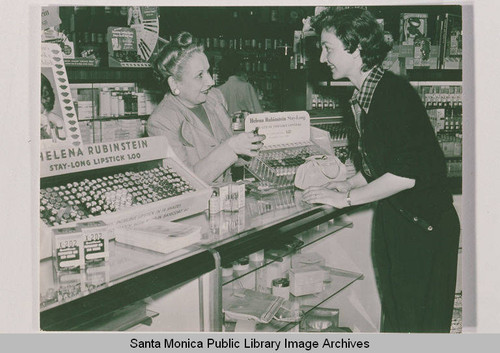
[347,171,368,189]
[350,172,415,205]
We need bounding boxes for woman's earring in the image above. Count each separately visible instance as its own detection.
[173,88,180,95]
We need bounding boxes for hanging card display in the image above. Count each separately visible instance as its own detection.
[41,43,82,147]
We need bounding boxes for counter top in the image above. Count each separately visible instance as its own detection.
[40,188,356,330]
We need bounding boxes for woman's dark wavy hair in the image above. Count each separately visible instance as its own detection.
[41,73,55,111]
[153,31,204,92]
[311,7,390,72]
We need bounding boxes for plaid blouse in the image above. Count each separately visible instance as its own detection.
[349,66,385,177]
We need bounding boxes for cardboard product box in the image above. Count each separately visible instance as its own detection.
[213,183,231,212]
[75,100,94,120]
[289,266,326,296]
[52,226,84,271]
[231,182,246,210]
[115,219,202,255]
[77,220,110,262]
[227,211,246,233]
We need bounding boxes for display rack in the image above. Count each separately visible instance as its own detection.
[39,136,213,259]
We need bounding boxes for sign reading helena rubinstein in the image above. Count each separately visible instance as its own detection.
[39,136,212,260]
[40,137,161,177]
[245,111,311,148]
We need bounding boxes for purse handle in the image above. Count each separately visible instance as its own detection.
[305,155,340,179]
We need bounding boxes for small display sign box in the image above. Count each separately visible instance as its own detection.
[78,220,110,263]
[244,111,329,187]
[107,27,151,68]
[52,226,84,271]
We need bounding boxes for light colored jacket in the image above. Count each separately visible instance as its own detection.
[217,75,263,117]
[147,88,236,184]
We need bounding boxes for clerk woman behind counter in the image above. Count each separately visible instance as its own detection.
[147,32,265,184]
[303,8,460,332]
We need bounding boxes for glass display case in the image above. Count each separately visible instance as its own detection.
[40,181,366,331]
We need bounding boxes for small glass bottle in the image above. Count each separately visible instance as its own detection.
[231,111,245,132]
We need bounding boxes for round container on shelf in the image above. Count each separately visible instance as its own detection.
[272,277,290,300]
[222,264,233,277]
[249,249,265,263]
[233,256,249,272]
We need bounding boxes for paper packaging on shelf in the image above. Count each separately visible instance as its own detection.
[289,266,326,297]
[40,136,212,260]
[223,289,285,324]
[52,226,84,271]
[77,220,110,263]
[75,101,93,120]
[232,182,246,210]
[291,252,325,269]
[213,182,245,212]
[213,183,230,211]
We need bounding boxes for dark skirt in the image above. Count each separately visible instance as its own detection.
[372,199,461,332]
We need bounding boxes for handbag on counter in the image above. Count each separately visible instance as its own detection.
[294,155,347,190]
